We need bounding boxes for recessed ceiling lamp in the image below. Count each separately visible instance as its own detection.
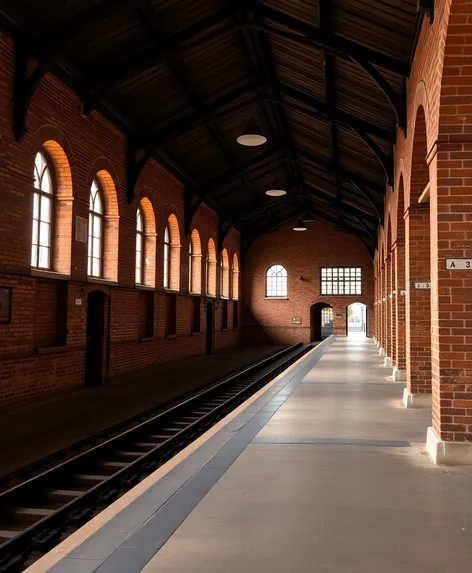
[293,219,307,231]
[237,118,267,147]
[265,188,286,197]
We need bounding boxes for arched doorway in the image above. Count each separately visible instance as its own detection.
[346,303,367,337]
[310,302,333,342]
[85,290,109,386]
[205,301,214,355]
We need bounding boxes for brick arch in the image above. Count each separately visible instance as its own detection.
[221,248,230,298]
[91,169,120,282]
[189,228,202,294]
[166,213,181,291]
[138,196,157,287]
[232,253,240,300]
[206,238,217,296]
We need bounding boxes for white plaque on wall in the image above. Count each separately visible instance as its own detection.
[446,259,472,270]
[414,282,430,289]
[75,216,88,243]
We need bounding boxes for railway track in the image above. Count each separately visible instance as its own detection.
[0,343,311,572]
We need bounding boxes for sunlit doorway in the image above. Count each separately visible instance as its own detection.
[346,302,367,337]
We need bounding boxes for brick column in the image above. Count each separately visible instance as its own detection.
[394,241,406,380]
[379,262,387,356]
[426,145,472,464]
[404,204,432,407]
[390,247,397,367]
[385,252,393,366]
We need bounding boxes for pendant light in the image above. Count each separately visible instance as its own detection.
[293,218,307,231]
[237,117,267,147]
[265,188,286,197]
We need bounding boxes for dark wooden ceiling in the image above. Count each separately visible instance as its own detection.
[1,0,432,255]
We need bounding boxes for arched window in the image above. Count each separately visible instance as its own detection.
[188,241,193,290]
[232,253,240,300]
[163,226,170,288]
[88,179,104,277]
[135,207,144,284]
[221,248,229,298]
[189,229,202,294]
[266,265,287,298]
[31,151,53,269]
[206,238,217,296]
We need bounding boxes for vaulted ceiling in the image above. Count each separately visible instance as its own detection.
[1,0,433,255]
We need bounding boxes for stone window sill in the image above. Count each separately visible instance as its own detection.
[37,345,68,355]
[140,336,155,343]
[264,296,288,300]
[88,277,117,287]
[191,331,201,336]
[165,334,177,339]
[136,284,155,291]
[31,269,70,281]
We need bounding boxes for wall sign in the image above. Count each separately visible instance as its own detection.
[446,259,472,270]
[0,287,12,324]
[292,316,301,325]
[414,282,430,289]
[75,216,88,243]
[399,289,406,296]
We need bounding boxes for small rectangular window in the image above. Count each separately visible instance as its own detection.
[320,267,362,296]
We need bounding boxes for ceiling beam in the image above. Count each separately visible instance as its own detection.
[257,4,410,77]
[277,83,394,143]
[81,8,231,113]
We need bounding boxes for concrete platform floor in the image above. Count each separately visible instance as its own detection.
[29,336,472,573]
[0,345,282,479]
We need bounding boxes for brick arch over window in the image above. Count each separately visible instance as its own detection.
[137,196,157,287]
[232,253,240,300]
[94,169,119,282]
[189,228,202,294]
[166,213,181,291]
[206,238,217,296]
[32,136,74,275]
[221,248,230,298]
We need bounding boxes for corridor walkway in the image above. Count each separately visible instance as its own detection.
[35,337,472,573]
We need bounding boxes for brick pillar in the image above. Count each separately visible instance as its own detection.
[381,262,387,355]
[374,272,379,343]
[427,146,472,458]
[390,247,397,366]
[385,252,393,364]
[404,204,432,404]
[394,241,406,378]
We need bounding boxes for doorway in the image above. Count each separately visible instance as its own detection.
[85,290,108,386]
[205,301,214,355]
[346,302,367,337]
[310,302,333,342]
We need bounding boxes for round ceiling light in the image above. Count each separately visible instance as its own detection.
[265,189,287,197]
[237,118,267,147]
[293,219,307,231]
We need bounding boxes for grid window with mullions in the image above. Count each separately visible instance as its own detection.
[266,265,288,297]
[321,267,362,296]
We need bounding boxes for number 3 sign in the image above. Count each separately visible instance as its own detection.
[446,259,472,270]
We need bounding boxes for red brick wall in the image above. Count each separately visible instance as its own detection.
[242,219,374,345]
[0,35,241,408]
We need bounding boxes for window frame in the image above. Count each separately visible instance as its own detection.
[163,226,170,289]
[320,266,363,296]
[265,264,288,299]
[87,179,105,278]
[135,206,145,285]
[31,150,55,270]
[188,241,193,292]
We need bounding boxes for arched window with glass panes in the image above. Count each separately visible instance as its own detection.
[135,207,145,284]
[265,265,288,298]
[163,226,170,288]
[88,180,104,278]
[31,151,53,269]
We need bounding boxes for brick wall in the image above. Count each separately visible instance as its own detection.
[242,219,374,345]
[0,35,241,408]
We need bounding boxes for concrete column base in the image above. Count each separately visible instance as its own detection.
[402,389,432,409]
[384,356,392,367]
[392,366,406,381]
[378,347,385,356]
[426,426,472,466]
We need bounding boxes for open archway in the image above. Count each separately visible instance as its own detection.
[310,302,333,342]
[346,303,367,337]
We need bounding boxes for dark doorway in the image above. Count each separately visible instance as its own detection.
[310,302,333,342]
[85,290,108,386]
[205,301,214,355]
